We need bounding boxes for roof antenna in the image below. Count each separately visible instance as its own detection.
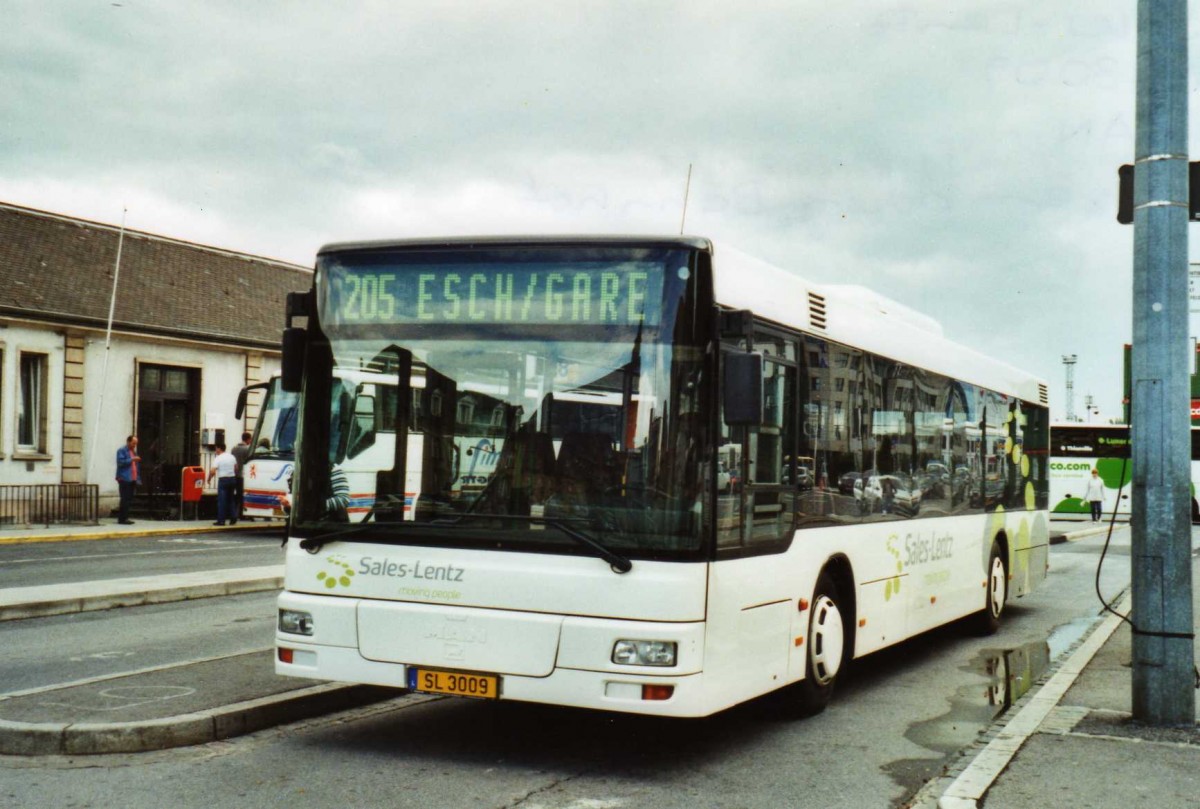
[679,164,692,235]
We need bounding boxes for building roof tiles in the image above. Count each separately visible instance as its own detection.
[0,202,312,348]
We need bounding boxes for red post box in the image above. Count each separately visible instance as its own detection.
[181,466,206,503]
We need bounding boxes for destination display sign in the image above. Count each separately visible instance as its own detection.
[323,262,666,327]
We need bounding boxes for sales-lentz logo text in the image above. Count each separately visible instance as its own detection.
[358,557,465,582]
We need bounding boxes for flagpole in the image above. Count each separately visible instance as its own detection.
[85,208,127,485]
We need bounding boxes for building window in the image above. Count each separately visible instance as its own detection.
[17,353,48,453]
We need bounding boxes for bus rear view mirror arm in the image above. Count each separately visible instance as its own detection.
[724,351,763,426]
[281,327,307,393]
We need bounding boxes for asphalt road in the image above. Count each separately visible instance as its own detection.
[0,590,276,695]
[0,525,1135,808]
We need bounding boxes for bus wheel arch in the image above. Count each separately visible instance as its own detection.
[783,556,856,718]
[975,531,1009,635]
[820,555,857,662]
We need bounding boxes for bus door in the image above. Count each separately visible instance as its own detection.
[714,329,799,696]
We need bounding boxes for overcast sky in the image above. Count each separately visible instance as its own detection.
[1,3,1185,421]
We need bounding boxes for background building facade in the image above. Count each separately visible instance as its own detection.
[0,202,311,518]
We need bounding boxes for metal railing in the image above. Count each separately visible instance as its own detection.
[0,484,100,528]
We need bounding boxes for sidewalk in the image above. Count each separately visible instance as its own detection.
[0,515,283,546]
[915,522,1200,808]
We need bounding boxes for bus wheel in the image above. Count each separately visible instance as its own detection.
[787,571,847,718]
[975,540,1007,635]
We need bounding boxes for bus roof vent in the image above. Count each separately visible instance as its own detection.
[1038,383,1049,405]
[808,291,827,331]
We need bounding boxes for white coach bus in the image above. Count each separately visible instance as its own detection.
[238,371,403,521]
[1049,423,1200,523]
[274,237,1050,718]
[236,377,298,519]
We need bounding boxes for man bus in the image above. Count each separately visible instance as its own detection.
[274,237,1049,718]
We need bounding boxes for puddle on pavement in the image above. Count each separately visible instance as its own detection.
[903,640,1053,758]
[885,639,1057,800]
[896,610,1099,765]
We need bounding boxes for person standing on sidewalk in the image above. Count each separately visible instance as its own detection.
[1083,468,1106,522]
[207,442,238,526]
[230,431,252,524]
[115,435,141,525]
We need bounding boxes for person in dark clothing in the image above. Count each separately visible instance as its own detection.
[115,435,141,525]
[230,431,252,524]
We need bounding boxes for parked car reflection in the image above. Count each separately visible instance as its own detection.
[838,470,865,496]
[857,472,922,517]
[925,462,950,498]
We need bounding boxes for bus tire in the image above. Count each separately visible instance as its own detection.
[975,540,1007,635]
[787,571,848,718]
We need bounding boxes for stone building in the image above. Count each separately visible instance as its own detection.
[0,201,311,520]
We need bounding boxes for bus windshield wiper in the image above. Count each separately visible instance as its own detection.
[298,524,373,553]
[297,502,406,552]
[432,513,632,574]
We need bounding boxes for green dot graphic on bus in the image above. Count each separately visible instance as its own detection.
[984,506,1006,569]
[1095,458,1132,489]
[1014,517,1031,580]
[884,536,903,601]
[316,555,356,590]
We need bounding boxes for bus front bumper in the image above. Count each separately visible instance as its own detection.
[275,640,716,717]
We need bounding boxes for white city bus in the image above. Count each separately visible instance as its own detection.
[1049,423,1200,522]
[237,378,298,519]
[239,371,403,521]
[275,237,1050,718]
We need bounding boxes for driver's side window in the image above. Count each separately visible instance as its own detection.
[716,329,798,552]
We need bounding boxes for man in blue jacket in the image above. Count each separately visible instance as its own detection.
[115,435,140,525]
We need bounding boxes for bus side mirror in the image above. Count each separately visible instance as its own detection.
[347,394,377,459]
[235,388,248,421]
[281,327,307,393]
[723,352,763,426]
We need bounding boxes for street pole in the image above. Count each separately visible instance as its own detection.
[85,208,127,487]
[1131,0,1195,725]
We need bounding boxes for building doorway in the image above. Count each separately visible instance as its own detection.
[136,364,200,498]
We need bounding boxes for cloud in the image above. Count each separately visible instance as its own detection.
[0,1,1176,420]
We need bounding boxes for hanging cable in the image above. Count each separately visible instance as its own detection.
[1092,455,1199,688]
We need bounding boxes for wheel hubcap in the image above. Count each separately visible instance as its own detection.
[988,556,1007,617]
[810,594,845,685]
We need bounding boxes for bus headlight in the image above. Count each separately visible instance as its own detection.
[278,609,313,636]
[612,640,676,667]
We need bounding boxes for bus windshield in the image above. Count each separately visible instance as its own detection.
[294,244,713,560]
[249,378,298,461]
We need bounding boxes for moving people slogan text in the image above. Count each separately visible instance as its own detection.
[326,263,665,327]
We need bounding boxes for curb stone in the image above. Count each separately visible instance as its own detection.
[0,683,401,756]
